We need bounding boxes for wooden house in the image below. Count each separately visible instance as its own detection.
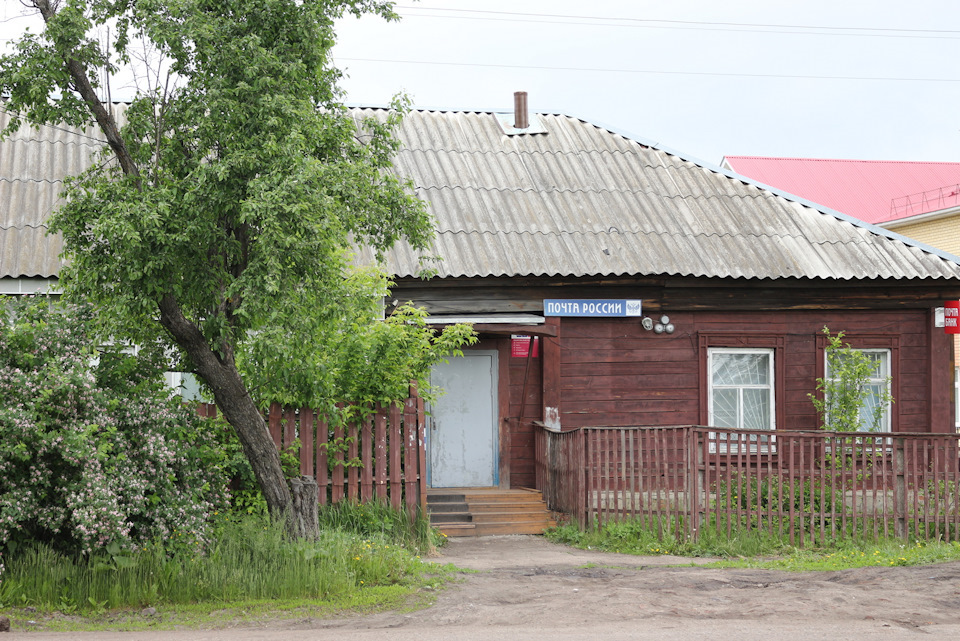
[5,98,960,500]
[357,98,960,492]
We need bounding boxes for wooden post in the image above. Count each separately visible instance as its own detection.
[299,407,314,477]
[360,415,373,501]
[389,403,403,510]
[332,419,345,504]
[895,437,907,539]
[268,402,282,448]
[315,416,328,506]
[541,316,562,431]
[692,428,704,540]
[415,382,428,514]
[375,407,388,500]
[283,407,297,452]
[403,392,418,521]
[347,420,359,501]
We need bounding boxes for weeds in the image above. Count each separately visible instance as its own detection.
[545,518,960,571]
[0,505,443,615]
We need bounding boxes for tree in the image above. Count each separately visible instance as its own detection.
[0,0,433,534]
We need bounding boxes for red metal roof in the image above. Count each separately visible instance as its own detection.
[722,156,960,224]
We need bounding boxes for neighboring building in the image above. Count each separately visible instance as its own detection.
[4,102,960,490]
[720,156,960,252]
[722,156,960,429]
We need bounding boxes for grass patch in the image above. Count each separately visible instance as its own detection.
[0,504,456,631]
[16,584,446,633]
[709,538,960,571]
[545,519,960,571]
[546,519,792,558]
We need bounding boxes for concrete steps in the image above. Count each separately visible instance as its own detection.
[427,488,556,537]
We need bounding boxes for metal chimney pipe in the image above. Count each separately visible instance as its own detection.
[513,91,529,129]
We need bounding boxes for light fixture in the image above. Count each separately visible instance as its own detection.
[643,313,676,334]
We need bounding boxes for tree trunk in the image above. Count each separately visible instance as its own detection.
[158,294,318,537]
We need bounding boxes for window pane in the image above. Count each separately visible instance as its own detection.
[825,348,890,432]
[743,388,771,430]
[712,388,739,428]
[860,383,886,431]
[713,353,769,386]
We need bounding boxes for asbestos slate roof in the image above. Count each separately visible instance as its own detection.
[0,107,107,278]
[363,107,960,281]
[3,103,960,283]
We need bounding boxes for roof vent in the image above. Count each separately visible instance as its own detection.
[495,91,547,136]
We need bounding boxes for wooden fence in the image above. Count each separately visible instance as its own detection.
[536,425,960,545]
[198,386,426,520]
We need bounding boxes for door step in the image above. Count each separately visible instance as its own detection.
[427,488,556,537]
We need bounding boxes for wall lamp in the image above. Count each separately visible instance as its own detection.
[642,315,675,334]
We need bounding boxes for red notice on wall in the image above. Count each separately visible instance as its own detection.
[945,301,960,334]
[511,335,539,358]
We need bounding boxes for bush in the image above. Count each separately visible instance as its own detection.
[0,297,229,554]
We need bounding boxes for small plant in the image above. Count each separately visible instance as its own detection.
[809,328,893,433]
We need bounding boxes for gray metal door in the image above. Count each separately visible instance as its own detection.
[428,351,498,487]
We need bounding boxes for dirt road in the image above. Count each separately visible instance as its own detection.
[12,535,960,640]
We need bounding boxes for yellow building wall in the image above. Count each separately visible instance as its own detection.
[890,215,960,258]
[886,214,960,428]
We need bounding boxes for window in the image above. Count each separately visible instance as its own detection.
[708,348,775,453]
[824,349,891,432]
[955,366,959,432]
[709,348,775,430]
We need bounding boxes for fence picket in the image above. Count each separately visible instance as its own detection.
[360,415,373,501]
[533,424,960,546]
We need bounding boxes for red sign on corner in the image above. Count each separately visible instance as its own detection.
[511,335,539,358]
[946,301,960,334]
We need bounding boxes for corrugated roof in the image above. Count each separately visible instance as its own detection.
[361,108,960,281]
[722,156,960,224]
[0,106,108,278]
[3,104,960,283]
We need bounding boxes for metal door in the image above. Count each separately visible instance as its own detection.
[428,351,498,487]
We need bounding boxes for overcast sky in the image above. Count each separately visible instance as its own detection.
[2,1,958,168]
[332,1,960,167]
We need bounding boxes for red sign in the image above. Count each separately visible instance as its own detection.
[946,301,960,334]
[511,335,539,358]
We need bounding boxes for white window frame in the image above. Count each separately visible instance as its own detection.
[823,348,892,433]
[707,348,776,453]
[955,366,959,432]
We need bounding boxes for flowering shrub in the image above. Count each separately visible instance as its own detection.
[0,297,229,554]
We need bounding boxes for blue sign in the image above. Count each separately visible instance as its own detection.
[543,299,642,317]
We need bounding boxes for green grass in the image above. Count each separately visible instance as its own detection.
[545,519,960,571]
[0,504,454,631]
[709,538,960,571]
[17,586,436,633]
[546,518,793,558]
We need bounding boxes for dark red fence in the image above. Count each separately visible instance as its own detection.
[199,386,426,520]
[536,425,960,545]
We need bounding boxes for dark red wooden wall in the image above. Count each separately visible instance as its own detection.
[480,307,951,489]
